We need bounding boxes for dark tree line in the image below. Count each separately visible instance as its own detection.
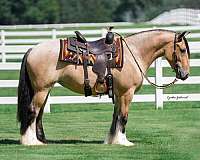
[0,0,199,25]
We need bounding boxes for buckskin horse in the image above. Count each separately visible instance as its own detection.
[17,29,190,146]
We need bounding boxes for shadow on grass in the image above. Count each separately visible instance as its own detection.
[48,139,138,145]
[48,139,103,144]
[0,139,103,145]
[0,139,139,145]
[0,139,138,145]
[0,139,20,144]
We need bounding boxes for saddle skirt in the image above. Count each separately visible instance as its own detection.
[59,36,123,97]
[59,37,123,68]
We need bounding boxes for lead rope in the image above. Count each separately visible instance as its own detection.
[115,32,178,89]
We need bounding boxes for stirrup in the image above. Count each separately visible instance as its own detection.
[94,81,107,95]
[84,79,92,97]
[106,73,114,103]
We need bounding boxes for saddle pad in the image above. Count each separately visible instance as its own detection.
[59,38,123,68]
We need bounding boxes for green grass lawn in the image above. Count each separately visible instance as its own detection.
[0,102,200,160]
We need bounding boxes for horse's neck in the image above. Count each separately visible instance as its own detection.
[125,31,174,72]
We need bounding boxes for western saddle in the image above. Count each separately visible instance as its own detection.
[60,28,123,103]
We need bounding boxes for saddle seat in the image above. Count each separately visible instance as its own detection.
[68,31,115,56]
[88,38,114,55]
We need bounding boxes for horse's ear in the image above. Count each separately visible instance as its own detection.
[176,31,190,42]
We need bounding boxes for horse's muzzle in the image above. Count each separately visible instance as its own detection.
[176,67,189,80]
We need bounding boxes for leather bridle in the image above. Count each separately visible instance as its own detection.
[172,33,190,76]
[172,33,180,73]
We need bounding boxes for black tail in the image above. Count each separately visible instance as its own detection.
[17,48,35,135]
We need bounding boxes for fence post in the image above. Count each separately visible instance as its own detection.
[155,57,163,109]
[52,29,57,39]
[1,30,6,63]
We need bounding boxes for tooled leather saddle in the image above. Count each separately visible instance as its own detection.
[59,30,123,103]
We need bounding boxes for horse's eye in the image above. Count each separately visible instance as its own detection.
[180,48,186,53]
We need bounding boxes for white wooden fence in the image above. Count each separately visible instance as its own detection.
[0,25,200,111]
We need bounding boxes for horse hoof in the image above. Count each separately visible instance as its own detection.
[22,140,45,146]
[21,137,45,146]
[104,138,134,146]
[122,140,135,146]
[104,132,135,146]
[21,140,45,146]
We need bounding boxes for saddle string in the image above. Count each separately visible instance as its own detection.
[114,32,178,89]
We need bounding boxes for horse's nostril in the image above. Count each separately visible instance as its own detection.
[181,72,189,80]
[185,73,189,79]
[176,68,189,80]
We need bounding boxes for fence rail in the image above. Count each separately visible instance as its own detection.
[0,24,200,111]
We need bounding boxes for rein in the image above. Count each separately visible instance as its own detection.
[115,32,178,89]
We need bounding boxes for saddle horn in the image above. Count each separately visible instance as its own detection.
[105,27,114,44]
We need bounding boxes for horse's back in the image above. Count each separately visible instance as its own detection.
[29,40,60,59]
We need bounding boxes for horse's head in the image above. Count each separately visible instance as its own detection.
[164,31,190,80]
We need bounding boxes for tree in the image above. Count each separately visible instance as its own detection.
[0,0,19,24]
[113,0,164,22]
[22,0,60,24]
[59,0,120,23]
[0,0,60,24]
[0,0,199,24]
